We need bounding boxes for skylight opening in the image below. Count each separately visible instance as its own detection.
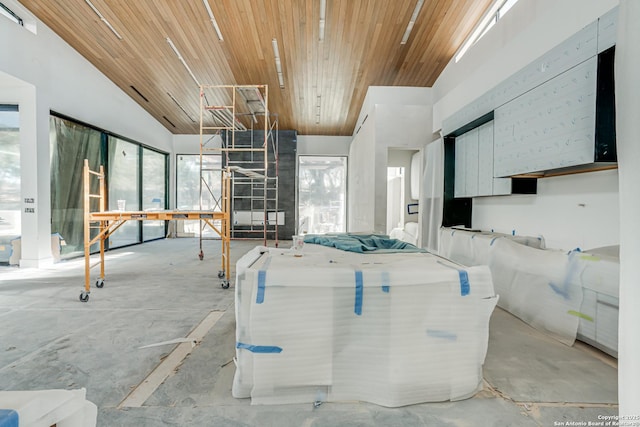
[454,0,520,63]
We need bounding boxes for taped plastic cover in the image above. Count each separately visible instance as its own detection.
[440,228,584,345]
[233,243,498,406]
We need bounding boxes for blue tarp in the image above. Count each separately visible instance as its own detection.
[303,233,426,254]
[0,410,18,427]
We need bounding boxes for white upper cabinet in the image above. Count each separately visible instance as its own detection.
[455,121,510,198]
[494,57,597,177]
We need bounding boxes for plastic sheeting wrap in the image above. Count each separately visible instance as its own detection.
[439,228,620,354]
[439,227,545,266]
[488,238,584,346]
[0,388,97,427]
[233,244,498,407]
[575,246,620,356]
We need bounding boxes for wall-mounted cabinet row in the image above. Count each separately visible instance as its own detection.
[450,6,617,199]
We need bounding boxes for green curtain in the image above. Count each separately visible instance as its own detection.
[50,116,103,258]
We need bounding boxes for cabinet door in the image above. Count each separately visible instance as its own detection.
[454,134,466,198]
[477,122,493,196]
[465,128,479,197]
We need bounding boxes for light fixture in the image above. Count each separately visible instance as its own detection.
[319,0,326,42]
[272,38,285,89]
[202,0,224,41]
[167,92,196,123]
[163,116,177,128]
[315,95,321,124]
[166,37,200,86]
[400,0,424,45]
[85,0,122,40]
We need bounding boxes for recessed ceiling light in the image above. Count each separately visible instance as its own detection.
[400,0,424,45]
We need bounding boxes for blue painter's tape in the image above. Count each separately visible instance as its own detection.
[381,271,390,293]
[0,409,19,427]
[236,342,282,353]
[548,282,569,300]
[436,260,471,296]
[256,270,267,304]
[427,329,458,341]
[459,270,470,296]
[355,270,363,315]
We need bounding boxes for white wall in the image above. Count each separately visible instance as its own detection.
[348,87,433,233]
[473,170,619,250]
[297,135,351,156]
[348,110,377,232]
[354,86,434,137]
[432,0,620,251]
[0,4,172,265]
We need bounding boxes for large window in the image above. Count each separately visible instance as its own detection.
[298,156,347,235]
[50,114,168,257]
[454,0,520,63]
[0,106,20,263]
[176,154,222,236]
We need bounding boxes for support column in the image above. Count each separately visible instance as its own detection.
[19,86,52,268]
[615,0,640,417]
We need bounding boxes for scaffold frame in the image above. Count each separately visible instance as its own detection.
[81,159,231,302]
[198,84,279,248]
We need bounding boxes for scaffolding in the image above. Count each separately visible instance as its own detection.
[81,159,231,302]
[199,84,279,248]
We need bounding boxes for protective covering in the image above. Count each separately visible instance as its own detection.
[303,233,426,253]
[439,227,545,266]
[439,227,618,349]
[233,243,498,406]
[575,246,620,356]
[488,238,584,346]
[389,221,419,246]
[0,388,97,427]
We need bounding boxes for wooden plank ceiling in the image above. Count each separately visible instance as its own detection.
[20,0,494,135]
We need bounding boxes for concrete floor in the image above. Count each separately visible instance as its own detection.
[0,238,618,426]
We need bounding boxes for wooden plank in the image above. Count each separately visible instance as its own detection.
[117,311,225,408]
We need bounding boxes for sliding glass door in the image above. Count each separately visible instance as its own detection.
[108,136,140,247]
[50,114,168,257]
[142,148,167,241]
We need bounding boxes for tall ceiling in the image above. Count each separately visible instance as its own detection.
[19,0,494,135]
